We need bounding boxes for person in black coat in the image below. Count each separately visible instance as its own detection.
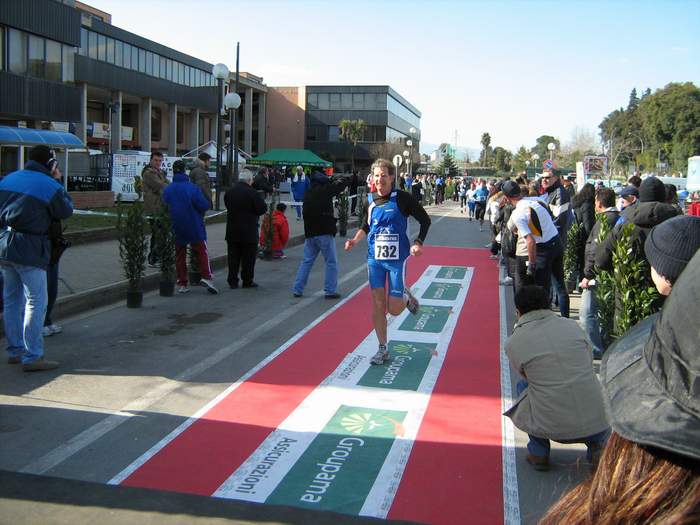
[252,167,274,195]
[224,170,267,288]
[349,171,359,214]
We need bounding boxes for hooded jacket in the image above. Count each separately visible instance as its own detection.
[302,173,348,238]
[259,210,290,251]
[291,173,310,202]
[543,178,571,234]
[141,163,168,215]
[162,172,210,245]
[0,160,74,269]
[188,159,212,207]
[595,201,680,272]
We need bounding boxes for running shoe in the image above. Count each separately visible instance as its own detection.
[200,278,219,294]
[404,288,420,315]
[371,345,390,365]
[177,285,190,294]
[499,276,514,285]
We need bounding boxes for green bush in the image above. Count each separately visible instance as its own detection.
[154,205,176,283]
[564,221,584,285]
[117,199,147,291]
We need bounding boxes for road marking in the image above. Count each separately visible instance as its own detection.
[499,264,521,525]
[19,208,458,478]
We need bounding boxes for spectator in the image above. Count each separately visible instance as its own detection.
[141,151,168,266]
[505,285,610,471]
[252,166,274,195]
[626,174,642,188]
[617,185,638,215]
[539,250,700,525]
[188,152,213,208]
[665,183,683,215]
[292,173,348,298]
[224,169,267,288]
[43,210,69,338]
[411,175,423,203]
[503,181,561,296]
[540,169,571,318]
[579,188,619,358]
[162,160,217,294]
[290,166,309,221]
[644,215,700,296]
[349,170,360,215]
[259,202,290,259]
[571,183,597,285]
[0,145,73,371]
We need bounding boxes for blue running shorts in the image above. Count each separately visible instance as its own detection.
[367,259,407,297]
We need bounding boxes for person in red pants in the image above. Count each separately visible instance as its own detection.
[162,160,218,294]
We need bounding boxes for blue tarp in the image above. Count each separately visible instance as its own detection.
[0,125,85,148]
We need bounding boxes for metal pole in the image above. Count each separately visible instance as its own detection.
[215,78,224,210]
[233,42,240,183]
[226,107,234,187]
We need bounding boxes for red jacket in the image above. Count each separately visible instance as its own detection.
[259,210,290,250]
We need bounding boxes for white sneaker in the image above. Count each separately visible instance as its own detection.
[489,254,498,260]
[177,285,190,294]
[370,346,390,365]
[200,278,219,295]
[500,276,514,285]
[42,326,53,337]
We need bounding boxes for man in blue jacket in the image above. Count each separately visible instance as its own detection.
[162,160,218,294]
[0,145,73,371]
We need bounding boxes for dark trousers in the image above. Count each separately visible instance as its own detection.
[514,237,562,297]
[551,248,570,318]
[44,263,59,326]
[147,218,162,265]
[227,241,258,286]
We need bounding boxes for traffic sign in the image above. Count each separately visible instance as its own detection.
[543,159,554,170]
[393,154,403,168]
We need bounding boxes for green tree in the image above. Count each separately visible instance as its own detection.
[438,154,458,177]
[512,145,529,172]
[339,119,366,174]
[479,132,493,166]
[628,88,640,111]
[493,146,512,172]
[530,135,560,163]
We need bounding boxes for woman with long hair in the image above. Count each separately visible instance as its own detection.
[540,250,700,525]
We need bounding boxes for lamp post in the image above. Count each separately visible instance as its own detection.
[547,142,556,161]
[525,160,530,178]
[532,153,540,172]
[212,62,229,210]
[406,139,413,178]
[408,126,417,176]
[224,91,241,188]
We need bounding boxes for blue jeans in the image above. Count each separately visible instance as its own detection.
[2,262,48,364]
[580,287,604,358]
[516,379,609,460]
[293,235,338,295]
[293,203,302,219]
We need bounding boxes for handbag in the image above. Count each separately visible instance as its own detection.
[501,226,517,258]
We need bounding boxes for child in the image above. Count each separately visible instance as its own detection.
[259,203,290,258]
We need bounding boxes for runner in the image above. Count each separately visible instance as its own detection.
[474,180,489,231]
[345,158,431,365]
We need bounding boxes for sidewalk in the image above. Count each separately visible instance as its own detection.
[52,206,329,320]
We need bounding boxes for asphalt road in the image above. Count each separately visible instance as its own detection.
[0,201,588,524]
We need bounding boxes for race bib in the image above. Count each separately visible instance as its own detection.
[374,234,399,260]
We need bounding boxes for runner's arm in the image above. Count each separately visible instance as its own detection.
[396,191,431,244]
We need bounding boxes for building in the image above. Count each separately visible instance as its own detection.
[267,85,421,174]
[0,0,268,179]
[430,143,455,164]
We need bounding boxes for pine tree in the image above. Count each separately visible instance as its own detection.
[628,88,640,110]
[641,87,652,99]
[438,154,458,177]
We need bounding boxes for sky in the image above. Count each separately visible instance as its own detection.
[89,0,699,154]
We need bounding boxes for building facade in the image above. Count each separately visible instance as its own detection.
[267,85,421,174]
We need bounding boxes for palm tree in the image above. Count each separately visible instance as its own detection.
[339,119,366,173]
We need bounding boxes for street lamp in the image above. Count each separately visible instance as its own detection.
[406,139,413,178]
[532,153,540,171]
[212,62,229,210]
[525,160,530,177]
[408,127,417,176]
[547,142,556,161]
[224,91,241,187]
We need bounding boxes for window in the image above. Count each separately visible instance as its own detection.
[307,93,317,109]
[352,93,363,109]
[88,30,98,59]
[115,40,123,67]
[329,93,341,109]
[97,33,106,61]
[145,51,153,75]
[387,95,420,128]
[138,49,146,73]
[329,126,340,142]
[159,56,166,79]
[62,44,75,82]
[341,93,352,109]
[151,107,162,141]
[123,43,131,69]
[9,29,27,74]
[178,62,184,84]
[45,40,61,81]
[131,46,138,70]
[364,93,376,110]
[28,34,45,78]
[167,59,173,81]
[318,93,329,110]
[0,27,3,70]
[79,27,88,56]
[106,37,114,63]
[177,113,184,144]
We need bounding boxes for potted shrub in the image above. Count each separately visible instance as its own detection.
[155,204,176,296]
[260,193,278,260]
[117,197,147,308]
[563,221,584,293]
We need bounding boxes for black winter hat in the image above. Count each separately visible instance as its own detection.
[638,176,666,202]
[644,215,700,283]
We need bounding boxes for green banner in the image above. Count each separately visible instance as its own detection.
[398,305,452,333]
[266,405,406,513]
[435,266,468,279]
[422,282,461,301]
[357,341,437,391]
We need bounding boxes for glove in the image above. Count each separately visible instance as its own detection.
[526,261,536,278]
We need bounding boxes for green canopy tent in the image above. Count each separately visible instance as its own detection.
[248,148,332,168]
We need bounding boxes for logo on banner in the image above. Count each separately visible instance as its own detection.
[422,282,462,301]
[436,266,468,279]
[358,341,438,391]
[399,305,452,333]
